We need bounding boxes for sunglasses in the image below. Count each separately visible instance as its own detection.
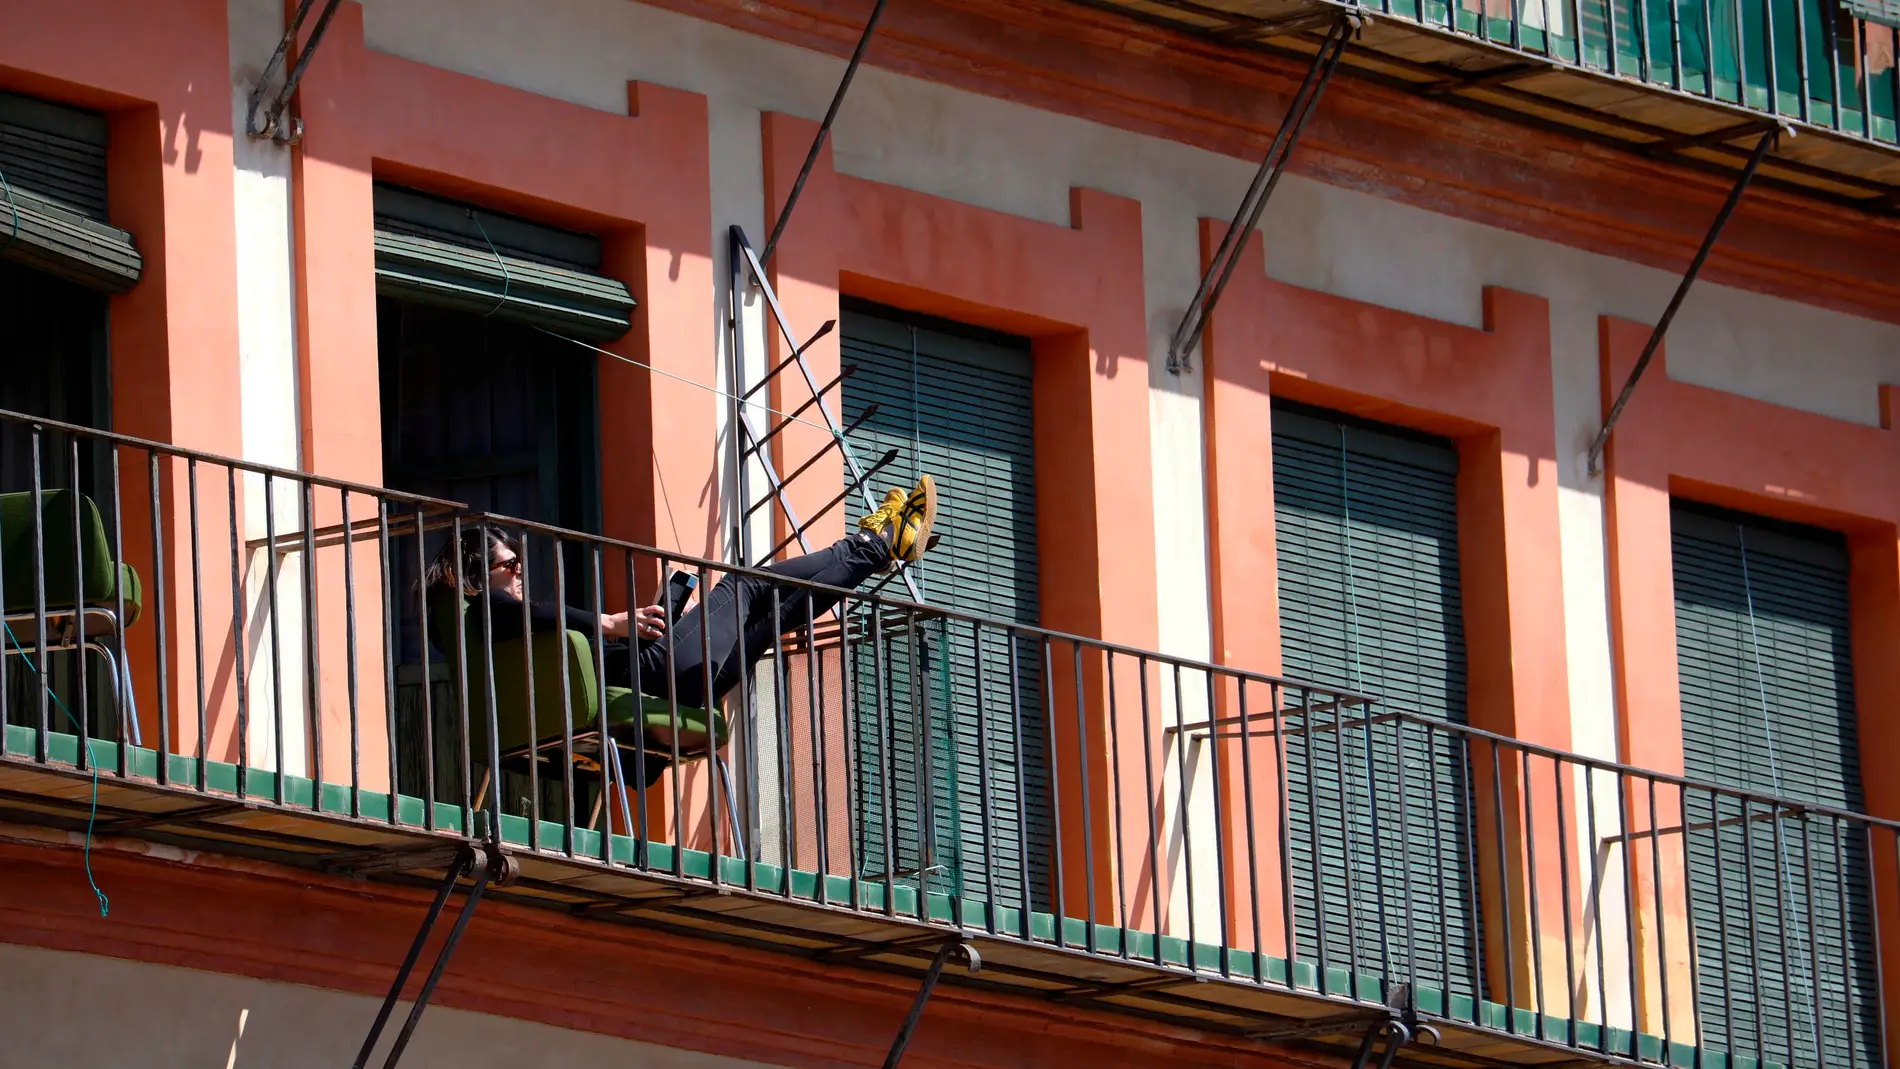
[491,556,523,576]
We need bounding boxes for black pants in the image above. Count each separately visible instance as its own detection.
[604,531,888,710]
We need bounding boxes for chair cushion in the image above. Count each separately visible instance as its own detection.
[602,688,730,755]
[0,490,143,624]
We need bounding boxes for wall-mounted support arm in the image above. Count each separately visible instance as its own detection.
[760,0,894,267]
[245,0,346,144]
[882,939,981,1068]
[1585,126,1785,476]
[1166,13,1358,374]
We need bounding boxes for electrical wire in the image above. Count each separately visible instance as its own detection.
[4,621,109,917]
[532,327,843,437]
[0,163,20,257]
[468,210,513,318]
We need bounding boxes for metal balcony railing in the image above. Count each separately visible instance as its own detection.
[0,406,1894,1068]
[1075,0,1900,213]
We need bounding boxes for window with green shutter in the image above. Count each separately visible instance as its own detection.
[840,302,1051,914]
[0,92,141,293]
[1672,502,1879,1069]
[1272,401,1481,1000]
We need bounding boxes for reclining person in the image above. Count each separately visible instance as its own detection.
[424,475,938,784]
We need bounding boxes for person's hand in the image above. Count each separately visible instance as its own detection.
[632,605,666,641]
[601,611,630,639]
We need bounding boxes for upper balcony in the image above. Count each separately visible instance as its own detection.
[0,408,1895,1069]
[1072,0,1900,215]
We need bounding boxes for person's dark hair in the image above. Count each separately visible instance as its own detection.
[423,526,521,598]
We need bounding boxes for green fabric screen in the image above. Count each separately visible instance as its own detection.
[372,184,634,342]
[1672,503,1880,1069]
[0,93,141,293]
[1272,402,1481,1001]
[840,304,1051,914]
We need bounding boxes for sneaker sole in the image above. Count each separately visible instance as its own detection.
[899,474,938,563]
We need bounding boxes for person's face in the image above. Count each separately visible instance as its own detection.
[487,543,524,599]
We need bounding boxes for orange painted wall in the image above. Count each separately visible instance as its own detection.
[285,4,716,801]
[1201,224,1574,1006]
[1,0,245,767]
[759,112,1159,922]
[1598,318,1900,1044]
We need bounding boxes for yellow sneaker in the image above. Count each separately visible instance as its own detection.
[888,474,937,565]
[857,486,906,536]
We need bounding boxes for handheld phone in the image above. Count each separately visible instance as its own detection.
[663,570,698,622]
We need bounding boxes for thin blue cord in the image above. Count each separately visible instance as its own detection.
[4,620,109,916]
[469,210,512,317]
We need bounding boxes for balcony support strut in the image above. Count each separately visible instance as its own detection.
[352,844,515,1069]
[760,0,893,267]
[1586,126,1784,476]
[882,938,981,1069]
[245,0,346,144]
[1167,11,1358,374]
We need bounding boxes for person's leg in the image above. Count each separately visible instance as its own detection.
[635,473,937,711]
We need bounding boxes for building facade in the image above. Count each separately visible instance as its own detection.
[2,0,1898,1066]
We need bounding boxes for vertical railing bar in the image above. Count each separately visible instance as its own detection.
[1395,714,1417,999]
[1554,757,1577,1045]
[1613,771,1642,1056]
[1331,690,1361,997]
[1009,633,1031,942]
[228,472,250,798]
[1764,0,1782,122]
[1106,650,1132,956]
[1271,681,1297,981]
[264,474,287,807]
[147,451,170,781]
[413,507,436,830]
[619,549,642,867]
[1139,655,1162,964]
[1732,0,1749,104]
[1668,0,1684,90]
[1569,0,1587,65]
[107,443,128,773]
[1856,19,1873,139]
[301,482,323,801]
[1170,664,1198,964]
[1819,0,1842,131]
[771,586,793,897]
[521,531,541,854]
[1791,0,1812,122]
[1237,678,1264,984]
[1302,690,1332,985]
[732,567,756,891]
[1203,669,1229,976]
[839,593,861,913]
[1831,820,1858,1069]
[449,515,475,836]
[976,624,999,935]
[185,460,206,783]
[700,563,724,887]
[1430,724,1453,1009]
[907,610,928,917]
[70,440,91,766]
[662,559,684,874]
[1647,777,1672,1054]
[1634,0,1653,81]
[1771,803,1796,1061]
[871,606,894,918]
[482,533,509,850]
[1606,0,1624,77]
[1076,645,1100,955]
[1463,732,1486,1018]
[1585,768,1610,1053]
[1700,0,1718,98]
[805,593,827,903]
[1,445,14,748]
[1799,816,1824,1063]
[29,431,48,761]
[552,536,576,855]
[1678,784,1705,1066]
[1048,643,1070,947]
[342,493,360,817]
[1491,743,1518,1031]
[1363,701,1391,997]
[1710,789,1736,1062]
[1740,796,1766,1060]
[1866,824,1891,1069]
[378,503,398,824]
[588,544,612,864]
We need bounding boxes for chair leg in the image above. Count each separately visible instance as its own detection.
[605,746,637,847]
[716,755,747,862]
[472,767,493,813]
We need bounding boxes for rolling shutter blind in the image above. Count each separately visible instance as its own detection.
[373,184,634,342]
[0,93,141,293]
[1272,403,1480,1000]
[841,306,1051,913]
[1673,504,1879,1069]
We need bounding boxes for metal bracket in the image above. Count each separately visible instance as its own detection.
[1585,124,1787,476]
[1166,11,1359,374]
[881,938,982,1069]
[352,844,516,1069]
[245,0,346,144]
[760,0,894,267]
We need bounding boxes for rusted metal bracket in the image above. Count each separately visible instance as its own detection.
[245,0,346,144]
[1167,11,1359,374]
[352,843,517,1069]
[1586,124,1787,476]
[882,938,982,1068]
